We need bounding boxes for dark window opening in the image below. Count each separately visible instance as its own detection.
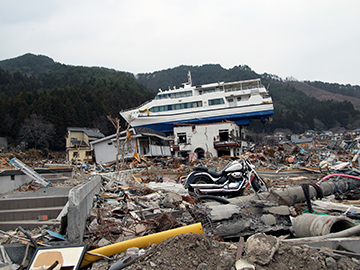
[178,133,187,143]
[219,129,229,141]
[178,151,189,159]
[218,149,231,157]
[194,148,205,159]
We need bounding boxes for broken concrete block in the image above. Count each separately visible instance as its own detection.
[209,204,240,221]
[263,205,290,215]
[97,238,111,247]
[325,257,337,269]
[134,223,147,234]
[235,259,256,270]
[245,233,279,265]
[88,218,99,231]
[260,214,277,226]
[215,219,251,237]
[126,247,140,258]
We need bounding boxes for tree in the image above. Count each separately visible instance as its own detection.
[19,114,55,149]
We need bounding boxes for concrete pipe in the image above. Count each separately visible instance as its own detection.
[292,214,355,238]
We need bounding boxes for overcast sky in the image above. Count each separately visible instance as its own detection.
[1,0,359,85]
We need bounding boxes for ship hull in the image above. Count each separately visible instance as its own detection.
[121,103,273,133]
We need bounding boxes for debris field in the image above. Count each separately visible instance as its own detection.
[2,139,360,269]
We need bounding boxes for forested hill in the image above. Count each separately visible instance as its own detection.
[136,64,259,94]
[1,53,360,151]
[0,54,153,150]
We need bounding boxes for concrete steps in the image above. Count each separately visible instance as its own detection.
[0,195,68,231]
[41,173,70,183]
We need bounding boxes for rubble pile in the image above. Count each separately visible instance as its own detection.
[241,233,360,270]
[3,136,360,269]
[129,233,236,270]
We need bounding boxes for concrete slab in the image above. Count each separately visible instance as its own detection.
[208,204,241,221]
[147,182,189,196]
[286,236,360,254]
[0,187,72,199]
[67,176,101,244]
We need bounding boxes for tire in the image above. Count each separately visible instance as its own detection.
[188,176,212,195]
[251,175,269,193]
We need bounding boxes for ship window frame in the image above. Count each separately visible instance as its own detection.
[149,100,203,112]
[208,98,225,106]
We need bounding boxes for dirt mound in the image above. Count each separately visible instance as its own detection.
[125,232,360,270]
[249,242,360,270]
[128,233,236,269]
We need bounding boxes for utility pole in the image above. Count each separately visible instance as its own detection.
[107,116,120,171]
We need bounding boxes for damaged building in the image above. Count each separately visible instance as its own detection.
[90,127,171,164]
[172,121,247,159]
[66,127,105,163]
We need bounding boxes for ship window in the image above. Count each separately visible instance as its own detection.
[178,132,187,143]
[228,98,234,102]
[169,91,192,99]
[192,101,202,107]
[209,98,225,106]
[151,101,203,112]
[237,97,242,101]
[180,91,192,97]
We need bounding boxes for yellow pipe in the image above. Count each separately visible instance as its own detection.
[81,222,203,267]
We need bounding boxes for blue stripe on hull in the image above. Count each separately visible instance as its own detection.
[134,109,274,133]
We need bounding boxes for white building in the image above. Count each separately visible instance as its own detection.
[91,127,171,164]
[172,121,246,160]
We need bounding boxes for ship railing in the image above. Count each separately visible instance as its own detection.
[225,84,264,93]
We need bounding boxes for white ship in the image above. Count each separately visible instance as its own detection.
[120,72,274,133]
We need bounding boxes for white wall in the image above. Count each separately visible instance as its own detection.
[0,172,31,194]
[92,139,118,164]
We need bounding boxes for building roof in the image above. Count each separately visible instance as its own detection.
[90,127,169,146]
[67,127,105,138]
[292,137,313,144]
[133,127,167,137]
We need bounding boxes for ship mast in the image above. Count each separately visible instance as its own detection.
[187,71,192,86]
[182,71,193,88]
